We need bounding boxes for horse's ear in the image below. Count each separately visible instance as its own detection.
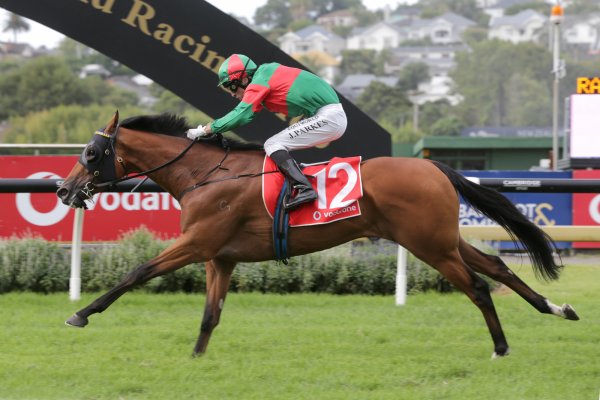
[105,110,120,135]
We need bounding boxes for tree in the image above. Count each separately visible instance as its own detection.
[356,81,412,126]
[254,0,293,29]
[338,49,378,77]
[451,40,553,126]
[2,13,29,43]
[397,62,430,91]
[0,56,139,120]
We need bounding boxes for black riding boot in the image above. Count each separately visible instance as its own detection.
[270,150,317,210]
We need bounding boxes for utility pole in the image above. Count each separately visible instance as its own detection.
[550,3,565,170]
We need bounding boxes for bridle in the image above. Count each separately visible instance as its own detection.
[76,126,275,206]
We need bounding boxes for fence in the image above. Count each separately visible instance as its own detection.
[1,177,600,304]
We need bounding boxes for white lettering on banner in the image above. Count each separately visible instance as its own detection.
[15,171,181,227]
[589,194,600,224]
[16,172,70,227]
[459,202,555,226]
[94,192,181,211]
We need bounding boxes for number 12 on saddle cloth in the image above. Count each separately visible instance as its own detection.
[262,156,363,226]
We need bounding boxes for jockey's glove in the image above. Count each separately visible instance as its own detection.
[186,125,209,140]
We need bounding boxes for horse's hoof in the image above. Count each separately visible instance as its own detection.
[65,313,88,328]
[491,348,510,359]
[562,304,580,321]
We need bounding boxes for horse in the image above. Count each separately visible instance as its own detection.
[56,111,579,358]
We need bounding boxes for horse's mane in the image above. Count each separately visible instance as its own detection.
[120,113,264,152]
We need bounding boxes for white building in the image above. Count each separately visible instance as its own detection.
[488,9,546,43]
[346,22,405,51]
[278,25,345,56]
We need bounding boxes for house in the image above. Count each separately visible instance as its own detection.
[278,25,345,57]
[407,12,477,45]
[484,0,534,19]
[385,44,469,77]
[409,76,462,106]
[0,41,36,59]
[563,13,600,54]
[488,9,546,43]
[316,9,357,29]
[336,74,398,101]
[79,63,110,79]
[292,50,340,83]
[346,22,405,51]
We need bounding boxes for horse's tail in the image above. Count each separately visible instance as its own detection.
[431,160,562,281]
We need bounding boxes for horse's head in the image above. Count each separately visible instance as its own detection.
[57,111,124,209]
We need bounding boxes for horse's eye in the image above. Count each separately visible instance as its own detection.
[85,146,98,162]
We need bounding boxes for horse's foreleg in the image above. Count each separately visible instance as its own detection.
[193,258,236,356]
[458,238,579,321]
[65,236,197,327]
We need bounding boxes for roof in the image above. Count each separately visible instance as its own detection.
[317,9,354,19]
[436,12,477,27]
[338,74,398,89]
[490,9,545,28]
[292,50,340,66]
[492,0,532,9]
[294,25,342,40]
[349,21,403,37]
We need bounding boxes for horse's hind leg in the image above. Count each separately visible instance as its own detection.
[193,258,236,356]
[65,235,197,328]
[458,238,579,321]
[418,249,510,358]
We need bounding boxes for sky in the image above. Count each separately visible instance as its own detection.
[0,0,414,49]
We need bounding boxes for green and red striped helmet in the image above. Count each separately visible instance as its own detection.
[217,54,257,86]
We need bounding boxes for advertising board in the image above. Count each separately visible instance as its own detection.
[572,169,600,249]
[0,156,181,241]
[460,170,572,249]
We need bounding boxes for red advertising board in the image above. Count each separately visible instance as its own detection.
[572,169,600,248]
[0,156,181,241]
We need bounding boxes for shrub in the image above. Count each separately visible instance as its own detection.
[0,229,499,295]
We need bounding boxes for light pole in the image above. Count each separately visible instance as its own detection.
[550,3,565,170]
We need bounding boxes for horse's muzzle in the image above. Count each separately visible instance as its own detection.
[56,185,90,210]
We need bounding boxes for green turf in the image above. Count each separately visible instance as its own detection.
[0,264,598,400]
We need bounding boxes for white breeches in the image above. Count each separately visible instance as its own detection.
[263,103,347,156]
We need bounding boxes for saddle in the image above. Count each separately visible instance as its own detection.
[263,156,364,263]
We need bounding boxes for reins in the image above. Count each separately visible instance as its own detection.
[93,132,197,190]
[86,130,277,202]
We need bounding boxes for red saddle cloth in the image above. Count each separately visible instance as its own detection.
[262,156,363,227]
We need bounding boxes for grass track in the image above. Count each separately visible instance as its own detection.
[0,264,598,399]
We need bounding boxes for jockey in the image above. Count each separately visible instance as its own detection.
[187,54,347,210]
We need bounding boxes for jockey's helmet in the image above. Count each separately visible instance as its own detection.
[218,54,257,87]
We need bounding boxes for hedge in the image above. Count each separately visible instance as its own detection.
[0,228,498,295]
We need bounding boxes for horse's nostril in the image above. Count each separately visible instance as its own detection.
[56,187,69,200]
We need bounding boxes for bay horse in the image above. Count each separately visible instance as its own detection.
[57,112,579,358]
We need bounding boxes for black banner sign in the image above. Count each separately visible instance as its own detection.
[0,0,390,162]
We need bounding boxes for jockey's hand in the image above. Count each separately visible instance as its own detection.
[186,125,209,140]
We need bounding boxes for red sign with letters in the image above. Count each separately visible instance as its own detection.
[0,156,181,241]
[572,169,600,248]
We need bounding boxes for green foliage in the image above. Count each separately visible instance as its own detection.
[4,104,143,144]
[356,81,412,127]
[0,56,140,121]
[0,237,69,293]
[451,40,553,127]
[339,49,378,76]
[0,230,499,295]
[397,61,430,91]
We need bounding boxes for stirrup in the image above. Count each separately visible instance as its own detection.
[284,186,317,210]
